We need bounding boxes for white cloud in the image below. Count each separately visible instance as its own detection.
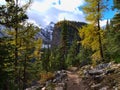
[100,20,107,27]
[29,0,85,13]
[0,0,6,5]
[0,0,86,27]
[26,0,85,27]
[18,0,31,6]
[30,0,51,12]
[53,0,85,13]
[86,20,107,27]
[58,12,85,22]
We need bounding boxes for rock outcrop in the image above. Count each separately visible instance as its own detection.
[25,70,68,90]
[79,62,120,90]
[51,20,86,48]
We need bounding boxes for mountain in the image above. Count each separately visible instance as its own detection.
[51,20,86,48]
[36,22,55,46]
[0,23,54,44]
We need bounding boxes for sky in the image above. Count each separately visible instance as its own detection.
[0,0,116,27]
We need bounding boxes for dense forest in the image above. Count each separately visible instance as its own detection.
[0,0,120,90]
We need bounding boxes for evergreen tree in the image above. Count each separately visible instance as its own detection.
[59,20,70,69]
[105,0,120,63]
[112,0,120,32]
[0,0,31,89]
[0,37,15,89]
[66,33,79,67]
[0,1,43,89]
[41,48,51,71]
[113,0,120,9]
[77,47,92,67]
[16,23,42,89]
[112,0,120,59]
[49,50,61,71]
[60,20,69,58]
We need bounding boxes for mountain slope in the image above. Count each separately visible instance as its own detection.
[51,20,86,48]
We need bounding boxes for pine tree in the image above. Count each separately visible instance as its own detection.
[66,33,79,67]
[16,23,42,89]
[0,1,43,89]
[0,37,15,89]
[61,20,69,58]
[77,47,92,66]
[106,0,120,63]
[0,0,30,62]
[113,0,120,9]
[59,20,69,69]
[112,0,120,32]
[41,48,51,71]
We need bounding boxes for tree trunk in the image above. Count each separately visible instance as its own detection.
[97,1,104,61]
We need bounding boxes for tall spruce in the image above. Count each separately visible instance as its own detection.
[112,0,120,31]
[0,37,15,89]
[66,32,79,66]
[59,20,69,69]
[107,0,120,63]
[61,20,69,58]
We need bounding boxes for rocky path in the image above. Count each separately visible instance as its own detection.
[26,68,88,90]
[66,71,86,90]
[26,63,120,90]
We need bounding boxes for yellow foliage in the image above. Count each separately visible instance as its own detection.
[34,39,42,58]
[91,50,101,61]
[83,0,103,24]
[80,24,99,50]
[40,72,54,83]
[79,24,105,62]
[91,50,101,66]
[80,0,107,65]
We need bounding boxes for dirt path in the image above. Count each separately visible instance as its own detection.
[66,71,86,90]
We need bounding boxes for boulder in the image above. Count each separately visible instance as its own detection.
[88,70,104,76]
[81,62,120,90]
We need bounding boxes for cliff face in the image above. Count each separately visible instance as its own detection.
[51,25,61,48]
[51,20,86,48]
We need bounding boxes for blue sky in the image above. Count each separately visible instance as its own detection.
[0,0,116,27]
[103,0,115,19]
